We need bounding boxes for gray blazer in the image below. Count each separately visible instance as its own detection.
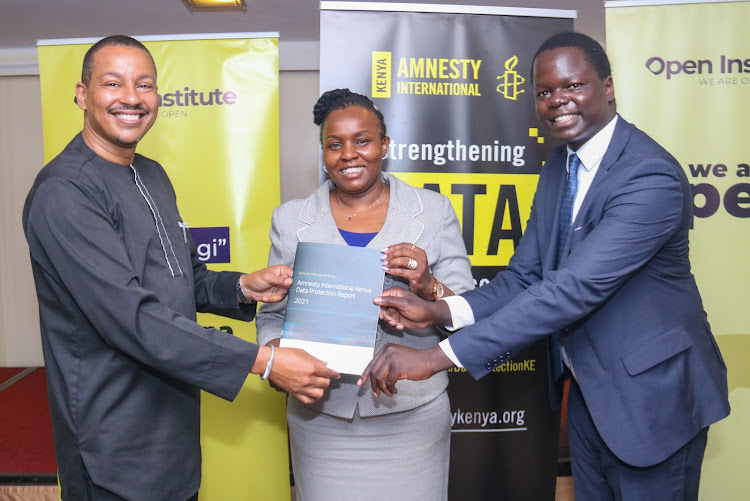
[257,172,474,419]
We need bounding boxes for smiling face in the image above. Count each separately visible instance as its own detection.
[532,46,616,151]
[75,44,159,164]
[322,105,390,196]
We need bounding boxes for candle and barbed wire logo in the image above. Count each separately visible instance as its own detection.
[496,55,525,100]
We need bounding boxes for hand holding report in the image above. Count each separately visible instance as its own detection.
[280,242,385,374]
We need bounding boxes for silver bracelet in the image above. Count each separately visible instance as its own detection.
[260,345,275,380]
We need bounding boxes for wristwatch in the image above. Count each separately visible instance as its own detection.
[236,276,256,304]
[431,277,445,302]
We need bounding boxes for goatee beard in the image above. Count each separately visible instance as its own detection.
[115,136,142,148]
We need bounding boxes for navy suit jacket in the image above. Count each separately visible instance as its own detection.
[448,117,729,467]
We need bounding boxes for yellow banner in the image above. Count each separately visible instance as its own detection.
[38,36,287,500]
[607,3,750,498]
[391,172,538,267]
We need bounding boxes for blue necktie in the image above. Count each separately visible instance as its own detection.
[557,153,581,264]
[550,153,581,382]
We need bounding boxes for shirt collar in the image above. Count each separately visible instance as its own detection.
[566,115,619,172]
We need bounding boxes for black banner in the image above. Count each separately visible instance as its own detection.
[320,4,574,499]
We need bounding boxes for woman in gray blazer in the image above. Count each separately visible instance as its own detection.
[257,89,474,501]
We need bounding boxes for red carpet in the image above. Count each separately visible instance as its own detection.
[0,368,57,474]
[0,368,25,384]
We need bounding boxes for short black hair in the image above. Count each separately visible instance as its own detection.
[81,35,155,85]
[531,31,611,81]
[313,89,387,142]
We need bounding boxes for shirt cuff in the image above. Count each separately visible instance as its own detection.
[437,295,475,369]
[439,338,464,368]
[442,295,475,330]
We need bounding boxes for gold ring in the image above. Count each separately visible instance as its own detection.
[407,258,418,270]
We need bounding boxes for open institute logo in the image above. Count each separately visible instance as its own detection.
[157,86,238,118]
[644,54,750,84]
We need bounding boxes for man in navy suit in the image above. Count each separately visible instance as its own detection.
[359,32,729,500]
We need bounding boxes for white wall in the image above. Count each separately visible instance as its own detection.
[279,71,321,202]
[0,76,44,365]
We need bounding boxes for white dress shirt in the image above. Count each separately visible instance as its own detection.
[439,115,620,368]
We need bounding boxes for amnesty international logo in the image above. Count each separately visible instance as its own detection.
[372,51,392,98]
[372,51,483,97]
[496,55,525,100]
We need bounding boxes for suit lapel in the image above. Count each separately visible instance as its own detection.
[295,180,346,245]
[551,118,635,263]
[368,173,426,250]
[580,117,634,203]
[545,147,569,271]
[565,117,634,237]
[293,173,426,250]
